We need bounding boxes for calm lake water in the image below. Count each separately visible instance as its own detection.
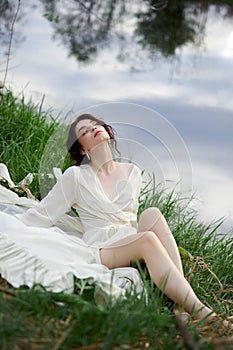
[1,0,233,234]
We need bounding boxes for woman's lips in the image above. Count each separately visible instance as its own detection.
[94,130,102,137]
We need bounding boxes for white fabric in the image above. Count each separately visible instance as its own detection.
[0,163,143,296]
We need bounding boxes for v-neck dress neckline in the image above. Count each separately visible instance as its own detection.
[86,163,135,202]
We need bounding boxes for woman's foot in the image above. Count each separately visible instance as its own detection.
[193,312,233,331]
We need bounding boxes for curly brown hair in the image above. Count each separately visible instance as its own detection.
[66,113,120,165]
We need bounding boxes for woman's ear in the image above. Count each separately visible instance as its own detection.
[80,148,86,155]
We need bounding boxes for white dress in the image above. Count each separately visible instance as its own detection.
[0,163,143,296]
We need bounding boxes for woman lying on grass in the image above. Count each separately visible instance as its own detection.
[0,113,232,328]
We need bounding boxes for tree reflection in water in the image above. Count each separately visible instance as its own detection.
[0,0,233,66]
[39,0,233,64]
[41,0,128,62]
[136,1,206,57]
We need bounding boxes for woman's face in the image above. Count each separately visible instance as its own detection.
[75,119,110,154]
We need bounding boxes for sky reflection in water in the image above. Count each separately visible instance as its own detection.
[1,1,233,234]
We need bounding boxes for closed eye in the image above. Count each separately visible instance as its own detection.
[81,122,99,136]
[82,129,89,136]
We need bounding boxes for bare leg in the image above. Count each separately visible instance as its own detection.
[100,231,213,320]
[138,207,183,275]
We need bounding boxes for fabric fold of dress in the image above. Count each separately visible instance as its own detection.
[0,163,144,297]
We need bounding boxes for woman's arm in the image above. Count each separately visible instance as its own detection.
[15,166,78,227]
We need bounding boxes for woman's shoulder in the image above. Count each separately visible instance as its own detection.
[62,165,81,178]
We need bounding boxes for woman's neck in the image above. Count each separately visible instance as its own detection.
[89,141,115,174]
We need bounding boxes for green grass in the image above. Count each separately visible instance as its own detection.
[0,90,232,349]
[0,90,62,198]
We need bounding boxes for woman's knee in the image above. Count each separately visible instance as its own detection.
[139,231,160,250]
[138,207,162,232]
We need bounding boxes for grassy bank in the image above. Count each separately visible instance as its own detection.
[0,90,232,349]
[0,90,60,198]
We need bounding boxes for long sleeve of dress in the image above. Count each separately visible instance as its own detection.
[15,166,78,227]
